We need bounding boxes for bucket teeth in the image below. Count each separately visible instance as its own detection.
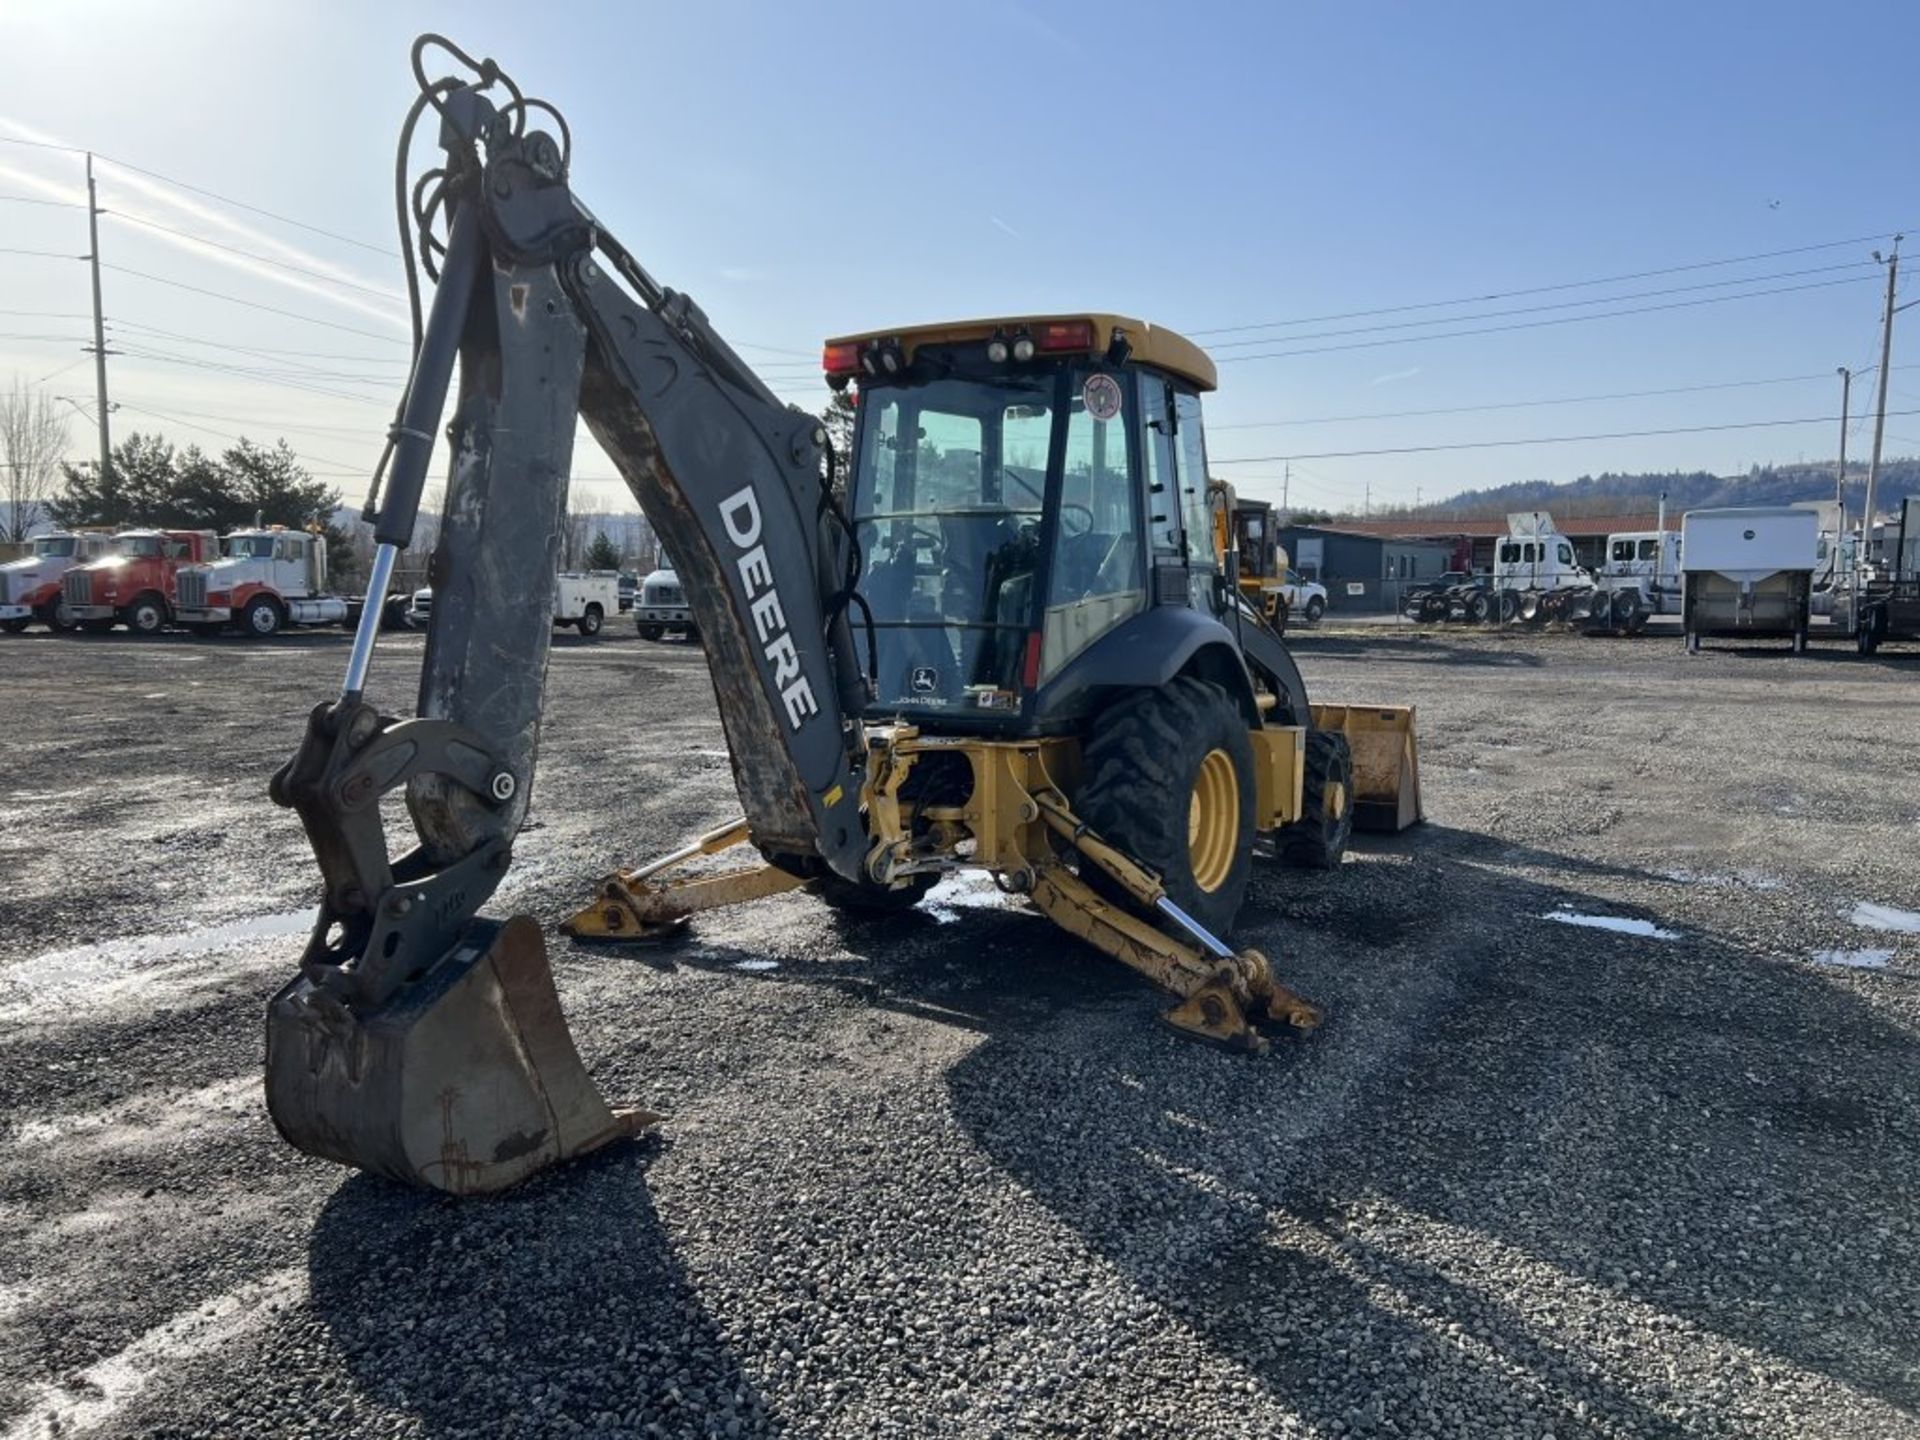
[267,914,652,1194]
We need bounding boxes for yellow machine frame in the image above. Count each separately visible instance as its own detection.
[568,707,1420,1052]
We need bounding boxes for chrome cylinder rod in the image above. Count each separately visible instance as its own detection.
[1155,895,1237,961]
[342,542,399,701]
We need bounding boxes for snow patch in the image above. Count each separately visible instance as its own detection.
[1812,948,1894,971]
[924,873,1023,926]
[1,1267,304,1440]
[1541,910,1680,941]
[732,959,780,972]
[1848,902,1920,934]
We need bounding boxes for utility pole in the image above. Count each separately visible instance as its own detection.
[1282,461,1290,512]
[84,153,113,482]
[1834,366,1851,539]
[1364,481,1371,518]
[1862,238,1902,566]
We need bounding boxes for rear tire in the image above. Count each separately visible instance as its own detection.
[577,603,603,637]
[1305,596,1325,622]
[1077,677,1255,938]
[816,872,938,914]
[1278,729,1355,870]
[637,623,663,641]
[1466,590,1493,624]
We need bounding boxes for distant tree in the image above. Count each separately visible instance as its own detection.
[50,432,179,530]
[820,390,857,484]
[49,431,342,537]
[0,380,69,542]
[1288,508,1334,526]
[585,529,621,571]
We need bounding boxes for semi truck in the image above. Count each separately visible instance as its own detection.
[173,526,353,636]
[1835,497,1920,655]
[0,530,117,632]
[61,528,218,635]
[1681,506,1817,654]
[1410,512,1679,630]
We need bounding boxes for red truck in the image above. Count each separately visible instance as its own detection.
[62,528,218,635]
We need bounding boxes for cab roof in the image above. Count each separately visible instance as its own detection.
[823,313,1217,393]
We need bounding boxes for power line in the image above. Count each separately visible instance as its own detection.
[1209,365,1920,431]
[111,399,369,474]
[1210,408,1920,464]
[1216,275,1879,364]
[97,262,407,343]
[104,212,403,301]
[1204,261,1874,351]
[109,319,410,365]
[0,194,84,210]
[112,346,392,406]
[0,246,80,260]
[1189,227,1914,336]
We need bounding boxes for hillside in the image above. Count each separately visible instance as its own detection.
[1395,458,1920,521]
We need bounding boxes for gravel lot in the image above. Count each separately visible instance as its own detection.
[1,622,1917,1439]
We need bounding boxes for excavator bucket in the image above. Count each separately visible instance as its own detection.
[1309,703,1423,832]
[265,915,655,1195]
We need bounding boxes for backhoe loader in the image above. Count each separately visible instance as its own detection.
[265,36,1423,1195]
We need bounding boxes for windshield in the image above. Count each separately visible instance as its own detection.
[31,537,75,558]
[223,536,276,559]
[113,535,162,559]
[851,373,1055,710]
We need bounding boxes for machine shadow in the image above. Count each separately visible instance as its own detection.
[1288,632,1550,667]
[306,1142,777,1437]
[663,832,1919,1432]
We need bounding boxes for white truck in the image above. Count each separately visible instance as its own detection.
[409,570,618,637]
[173,527,352,636]
[1487,512,1678,631]
[634,567,694,641]
[1680,506,1817,655]
[0,530,116,632]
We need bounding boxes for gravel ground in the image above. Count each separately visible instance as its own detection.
[1,622,1917,1439]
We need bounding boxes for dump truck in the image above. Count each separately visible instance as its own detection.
[173,526,352,636]
[61,528,217,634]
[0,530,117,632]
[1682,506,1817,654]
[262,36,1423,1195]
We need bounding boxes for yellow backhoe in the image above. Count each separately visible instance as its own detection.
[263,36,1422,1195]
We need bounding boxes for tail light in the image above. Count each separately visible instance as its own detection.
[1037,320,1094,352]
[822,342,861,377]
[1022,631,1044,689]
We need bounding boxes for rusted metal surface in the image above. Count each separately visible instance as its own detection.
[265,915,656,1194]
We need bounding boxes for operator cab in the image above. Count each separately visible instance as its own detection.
[827,314,1222,728]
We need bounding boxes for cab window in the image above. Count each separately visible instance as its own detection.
[1637,539,1660,561]
[1172,391,1213,571]
[1557,542,1573,565]
[1041,372,1145,679]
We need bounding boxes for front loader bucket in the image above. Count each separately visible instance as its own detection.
[266,914,653,1194]
[1310,703,1423,833]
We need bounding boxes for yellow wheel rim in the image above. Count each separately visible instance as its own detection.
[1325,779,1348,821]
[1187,748,1239,893]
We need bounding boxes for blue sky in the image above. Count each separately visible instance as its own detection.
[2,0,1916,517]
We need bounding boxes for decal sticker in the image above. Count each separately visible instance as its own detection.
[910,665,940,694]
[1081,373,1123,423]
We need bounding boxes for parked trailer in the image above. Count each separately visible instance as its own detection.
[0,530,117,632]
[1681,506,1816,655]
[62,529,217,635]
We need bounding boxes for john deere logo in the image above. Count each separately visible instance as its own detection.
[910,666,938,694]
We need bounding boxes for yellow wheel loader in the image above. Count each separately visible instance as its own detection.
[264,36,1423,1195]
